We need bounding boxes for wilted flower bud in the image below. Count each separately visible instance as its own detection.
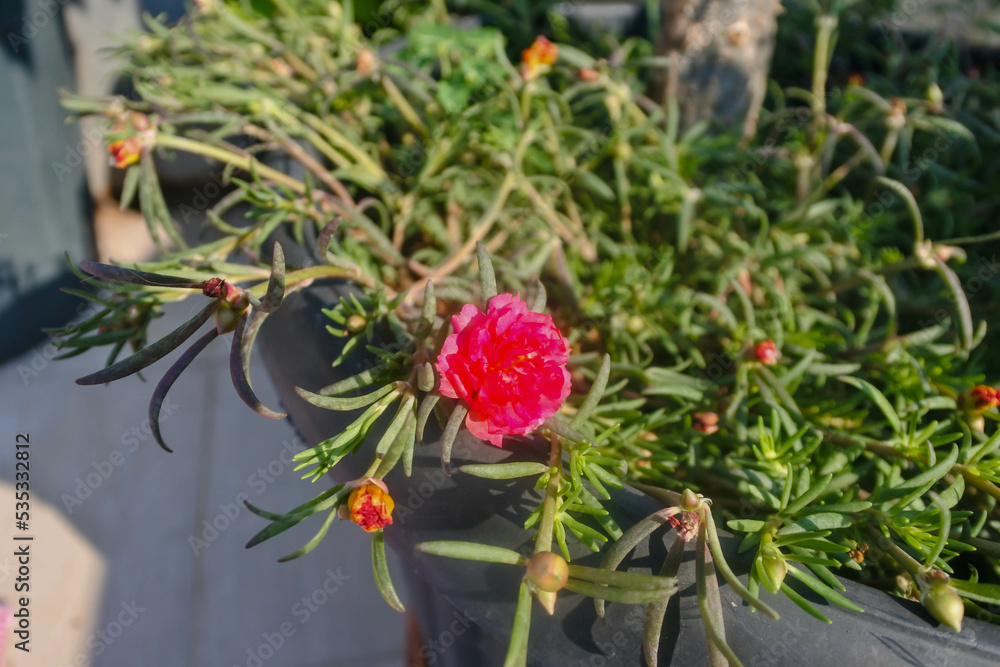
[526,551,569,593]
[921,580,964,632]
[345,478,395,532]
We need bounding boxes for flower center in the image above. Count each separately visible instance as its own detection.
[356,497,391,530]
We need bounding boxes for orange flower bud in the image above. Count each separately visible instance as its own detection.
[959,385,998,432]
[109,137,143,168]
[693,412,719,434]
[347,479,394,532]
[521,36,558,81]
[107,112,152,169]
[754,340,779,365]
[969,385,999,410]
[526,551,569,593]
[578,67,599,82]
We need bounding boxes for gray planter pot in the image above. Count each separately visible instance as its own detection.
[256,247,1000,666]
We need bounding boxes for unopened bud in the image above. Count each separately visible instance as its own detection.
[346,314,367,333]
[680,489,701,512]
[626,315,645,334]
[526,551,569,593]
[214,303,245,334]
[760,552,786,594]
[754,340,779,365]
[921,581,964,632]
[926,83,944,111]
[417,361,435,392]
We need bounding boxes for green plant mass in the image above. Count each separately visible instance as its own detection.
[56,0,1000,664]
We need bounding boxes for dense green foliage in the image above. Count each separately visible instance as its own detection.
[56,0,1000,663]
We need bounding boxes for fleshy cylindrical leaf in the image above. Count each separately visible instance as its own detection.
[231,312,287,420]
[149,328,219,452]
[76,301,219,385]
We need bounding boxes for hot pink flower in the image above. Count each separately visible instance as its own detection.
[435,293,571,447]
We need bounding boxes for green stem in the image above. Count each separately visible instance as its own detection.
[702,505,780,619]
[382,75,428,138]
[811,15,837,124]
[301,113,386,180]
[216,4,317,82]
[405,172,516,304]
[248,265,382,299]
[945,229,1000,246]
[154,133,307,194]
[696,525,742,667]
[956,465,1000,502]
[827,256,922,293]
[431,0,449,22]
[863,522,924,578]
[534,434,562,555]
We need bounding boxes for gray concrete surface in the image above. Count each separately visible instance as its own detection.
[0,301,407,666]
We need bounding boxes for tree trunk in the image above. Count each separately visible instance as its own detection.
[653,0,783,139]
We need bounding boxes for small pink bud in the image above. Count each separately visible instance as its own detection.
[754,340,779,365]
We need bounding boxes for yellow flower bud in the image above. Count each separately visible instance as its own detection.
[346,314,368,333]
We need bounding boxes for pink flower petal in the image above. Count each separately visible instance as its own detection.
[434,293,571,448]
